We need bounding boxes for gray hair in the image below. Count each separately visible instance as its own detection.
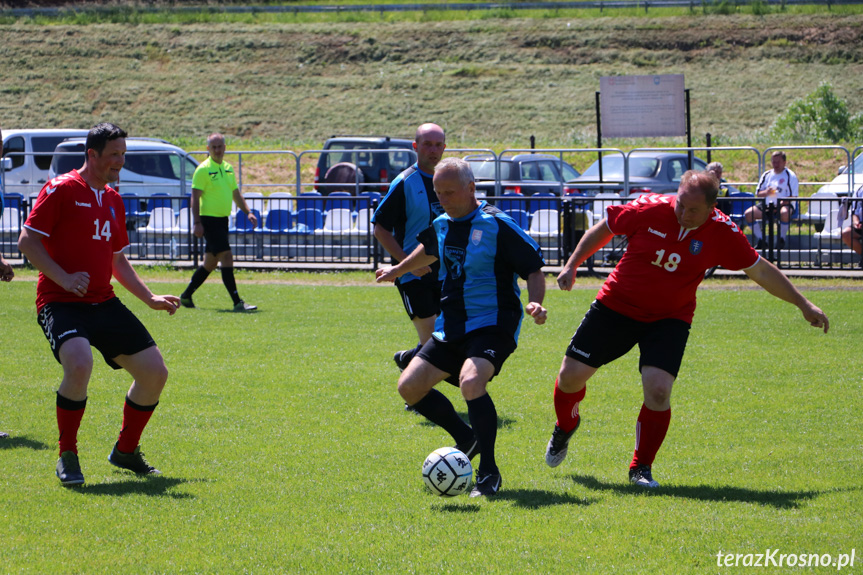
[705,161,723,175]
[434,157,474,188]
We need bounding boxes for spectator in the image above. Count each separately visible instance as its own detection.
[840,184,863,256]
[545,170,828,489]
[372,123,446,381]
[18,122,180,486]
[376,158,547,497]
[179,133,257,312]
[744,151,799,249]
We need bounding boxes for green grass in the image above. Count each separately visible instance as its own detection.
[0,271,860,573]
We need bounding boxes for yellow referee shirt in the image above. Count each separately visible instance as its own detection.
[193,157,237,218]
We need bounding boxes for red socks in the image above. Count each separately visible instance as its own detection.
[630,403,671,469]
[116,397,158,453]
[56,393,87,455]
[553,379,586,433]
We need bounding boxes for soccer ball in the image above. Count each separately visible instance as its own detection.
[422,447,473,497]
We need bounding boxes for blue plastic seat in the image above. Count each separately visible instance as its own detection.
[325,191,353,212]
[230,209,262,232]
[290,208,324,234]
[529,192,556,214]
[504,208,530,230]
[297,191,323,212]
[258,209,292,234]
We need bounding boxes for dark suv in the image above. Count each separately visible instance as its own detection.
[314,136,415,194]
[465,153,581,197]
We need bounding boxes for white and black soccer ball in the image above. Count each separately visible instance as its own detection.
[422,447,473,497]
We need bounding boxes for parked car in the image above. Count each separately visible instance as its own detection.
[563,151,708,196]
[314,135,415,194]
[2,129,89,196]
[465,153,581,197]
[816,152,863,197]
[49,137,198,197]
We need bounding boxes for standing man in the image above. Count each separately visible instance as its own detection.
[0,125,12,439]
[18,123,180,486]
[179,133,257,312]
[377,158,547,497]
[743,151,799,249]
[372,123,447,373]
[544,171,828,489]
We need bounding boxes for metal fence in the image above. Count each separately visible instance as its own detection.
[3,145,862,273]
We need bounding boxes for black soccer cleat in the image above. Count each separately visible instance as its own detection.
[108,443,161,475]
[393,349,413,372]
[233,300,257,313]
[56,451,85,486]
[454,437,480,461]
[469,470,502,498]
[545,420,580,468]
[179,296,195,309]
[629,464,660,489]
[0,431,8,439]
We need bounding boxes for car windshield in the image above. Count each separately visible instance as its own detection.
[52,146,86,175]
[581,156,659,179]
[467,160,515,180]
[124,152,187,180]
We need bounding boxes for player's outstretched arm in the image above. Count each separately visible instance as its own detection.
[112,253,180,315]
[525,269,547,325]
[375,244,438,284]
[744,258,829,333]
[557,219,615,291]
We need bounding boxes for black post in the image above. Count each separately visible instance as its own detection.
[595,91,604,185]
[706,132,712,164]
[685,88,693,169]
[530,135,535,152]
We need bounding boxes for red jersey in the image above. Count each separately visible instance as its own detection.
[597,193,759,323]
[24,170,130,311]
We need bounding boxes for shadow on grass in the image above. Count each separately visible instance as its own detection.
[0,435,52,451]
[430,502,481,513]
[570,474,822,509]
[71,475,206,499]
[416,414,517,430]
[496,488,595,509]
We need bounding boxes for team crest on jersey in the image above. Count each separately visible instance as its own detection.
[689,239,703,255]
[444,246,466,280]
[471,229,483,246]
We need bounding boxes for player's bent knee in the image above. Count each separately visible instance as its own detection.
[460,377,488,401]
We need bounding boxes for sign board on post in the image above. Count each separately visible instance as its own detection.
[600,75,686,138]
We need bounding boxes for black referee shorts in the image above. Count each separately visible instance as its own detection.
[565,300,691,378]
[37,297,156,369]
[201,215,232,255]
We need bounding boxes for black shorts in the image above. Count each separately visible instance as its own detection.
[417,326,517,382]
[396,277,441,320]
[758,200,797,216]
[201,215,231,255]
[37,297,156,370]
[565,300,691,378]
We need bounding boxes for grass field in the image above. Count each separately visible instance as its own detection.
[0,271,860,573]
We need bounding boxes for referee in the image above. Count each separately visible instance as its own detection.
[180,133,257,312]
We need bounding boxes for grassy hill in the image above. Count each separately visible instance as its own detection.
[1,8,863,184]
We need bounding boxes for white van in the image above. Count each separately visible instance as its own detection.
[49,137,198,197]
[2,129,89,196]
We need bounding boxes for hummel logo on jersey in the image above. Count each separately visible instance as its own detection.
[75,201,92,208]
[483,349,496,358]
[648,227,666,238]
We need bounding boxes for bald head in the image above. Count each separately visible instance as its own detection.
[413,123,446,174]
[207,133,227,163]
